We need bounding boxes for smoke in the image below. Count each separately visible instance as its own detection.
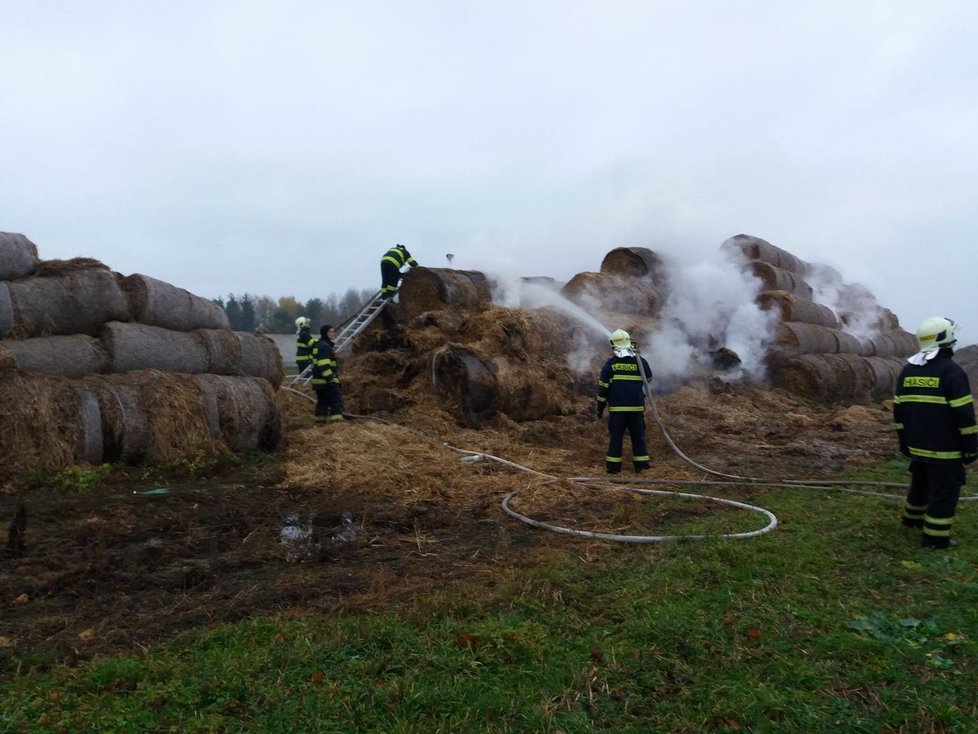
[805,262,890,339]
[644,248,777,386]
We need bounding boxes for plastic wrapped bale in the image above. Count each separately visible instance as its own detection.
[746,261,814,300]
[721,234,809,275]
[600,247,665,280]
[194,374,282,452]
[561,272,664,316]
[3,264,131,338]
[770,353,879,402]
[398,267,492,320]
[235,332,284,386]
[756,290,840,329]
[101,322,210,374]
[429,343,498,427]
[120,273,230,330]
[0,334,110,377]
[0,373,104,481]
[86,371,226,464]
[0,232,40,280]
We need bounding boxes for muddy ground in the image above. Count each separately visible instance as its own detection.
[1,383,901,668]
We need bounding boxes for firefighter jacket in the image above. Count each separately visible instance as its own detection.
[597,353,652,412]
[894,350,978,463]
[295,327,316,371]
[311,338,340,386]
[381,246,418,270]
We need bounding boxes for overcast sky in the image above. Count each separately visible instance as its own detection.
[2,1,976,336]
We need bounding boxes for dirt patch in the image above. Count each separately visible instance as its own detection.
[1,383,902,667]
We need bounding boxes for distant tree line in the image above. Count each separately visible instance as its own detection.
[213,288,375,333]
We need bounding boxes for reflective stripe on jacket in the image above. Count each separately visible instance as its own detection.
[597,354,652,412]
[311,338,340,386]
[894,351,977,462]
[381,246,418,270]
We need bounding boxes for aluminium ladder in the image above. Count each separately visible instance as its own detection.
[289,290,387,386]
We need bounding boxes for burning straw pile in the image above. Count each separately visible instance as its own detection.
[1,232,283,482]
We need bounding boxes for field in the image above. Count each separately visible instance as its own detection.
[2,384,977,733]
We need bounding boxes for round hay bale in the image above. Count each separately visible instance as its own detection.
[0,373,96,481]
[492,356,566,421]
[0,334,109,377]
[0,283,12,338]
[756,290,839,329]
[196,328,243,374]
[76,386,105,465]
[746,261,813,299]
[599,247,665,280]
[86,371,228,464]
[429,343,497,426]
[769,322,840,363]
[0,232,40,280]
[86,375,150,463]
[4,267,131,337]
[120,273,229,330]
[834,330,872,356]
[561,272,664,316]
[194,374,282,452]
[770,353,875,402]
[235,331,284,386]
[399,267,492,320]
[101,322,210,374]
[722,234,808,274]
[865,356,904,398]
[864,330,917,358]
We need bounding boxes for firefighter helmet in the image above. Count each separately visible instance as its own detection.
[915,316,956,352]
[295,316,311,329]
[609,329,632,350]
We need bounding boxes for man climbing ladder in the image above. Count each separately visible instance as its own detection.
[380,244,419,299]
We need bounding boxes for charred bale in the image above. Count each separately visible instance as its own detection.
[429,344,497,427]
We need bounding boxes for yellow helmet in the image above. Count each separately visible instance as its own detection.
[915,316,956,352]
[295,316,311,329]
[609,329,632,350]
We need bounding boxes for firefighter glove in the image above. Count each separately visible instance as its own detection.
[596,403,605,419]
[899,437,910,458]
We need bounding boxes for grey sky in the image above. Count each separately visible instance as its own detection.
[2,1,976,336]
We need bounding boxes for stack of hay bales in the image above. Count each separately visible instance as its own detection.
[723,234,913,401]
[0,232,282,482]
[561,246,666,317]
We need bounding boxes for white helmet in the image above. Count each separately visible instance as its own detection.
[295,316,311,329]
[609,329,632,350]
[915,316,956,352]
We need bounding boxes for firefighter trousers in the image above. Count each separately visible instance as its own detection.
[381,261,401,297]
[606,412,651,473]
[904,460,964,547]
[314,383,345,423]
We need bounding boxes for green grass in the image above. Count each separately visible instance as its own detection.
[3,463,978,733]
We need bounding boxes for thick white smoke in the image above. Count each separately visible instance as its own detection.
[644,248,777,386]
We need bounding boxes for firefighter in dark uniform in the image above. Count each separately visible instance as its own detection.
[380,244,419,299]
[894,317,977,548]
[294,316,316,377]
[596,329,652,473]
[312,324,345,423]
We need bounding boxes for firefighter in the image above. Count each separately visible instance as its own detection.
[894,317,978,548]
[380,244,419,299]
[596,329,653,473]
[294,316,315,376]
[312,324,345,423]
